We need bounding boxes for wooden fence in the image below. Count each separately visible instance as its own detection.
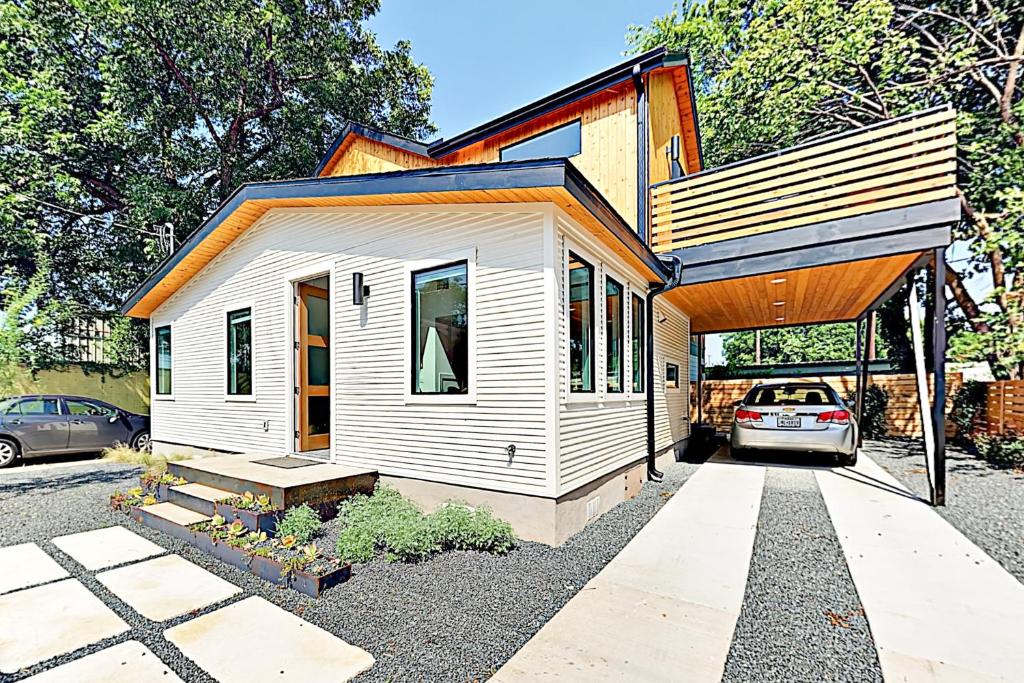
[983,380,1024,435]
[694,373,962,438]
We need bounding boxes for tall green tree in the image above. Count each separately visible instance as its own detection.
[722,319,892,366]
[630,0,1023,378]
[1,0,433,361]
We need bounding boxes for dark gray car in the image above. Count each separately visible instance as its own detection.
[0,395,150,467]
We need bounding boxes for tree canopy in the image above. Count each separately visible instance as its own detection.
[630,0,1023,378]
[1,0,434,367]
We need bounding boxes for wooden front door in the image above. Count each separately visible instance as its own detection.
[297,283,330,451]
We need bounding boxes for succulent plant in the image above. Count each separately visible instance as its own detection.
[227,519,246,537]
[279,534,297,549]
[210,514,226,527]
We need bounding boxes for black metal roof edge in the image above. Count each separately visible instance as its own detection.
[427,47,673,158]
[312,121,433,176]
[650,104,954,190]
[560,161,672,281]
[121,158,666,315]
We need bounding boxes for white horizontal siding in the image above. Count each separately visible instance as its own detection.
[555,211,691,494]
[150,205,551,495]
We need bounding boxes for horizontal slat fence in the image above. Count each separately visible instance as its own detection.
[983,380,1024,435]
[651,107,958,252]
[694,373,962,438]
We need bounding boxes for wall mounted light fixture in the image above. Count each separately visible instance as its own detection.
[352,272,370,306]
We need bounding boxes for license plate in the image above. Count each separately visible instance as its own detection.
[777,416,801,428]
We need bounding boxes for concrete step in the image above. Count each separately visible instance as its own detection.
[167,483,237,517]
[140,502,211,527]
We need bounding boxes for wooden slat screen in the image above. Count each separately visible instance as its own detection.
[984,380,1024,435]
[694,373,962,438]
[651,107,957,252]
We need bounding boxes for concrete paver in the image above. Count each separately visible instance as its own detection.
[52,525,164,570]
[165,596,375,682]
[493,456,765,682]
[22,640,184,683]
[97,554,241,622]
[817,454,1024,682]
[0,579,129,673]
[0,543,69,594]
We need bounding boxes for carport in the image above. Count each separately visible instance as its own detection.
[649,107,958,505]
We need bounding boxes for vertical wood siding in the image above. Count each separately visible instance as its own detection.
[149,207,550,495]
[554,212,690,494]
[322,136,439,176]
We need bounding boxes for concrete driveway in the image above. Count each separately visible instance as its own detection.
[494,445,1024,682]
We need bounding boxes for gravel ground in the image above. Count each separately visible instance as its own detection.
[869,438,1024,583]
[722,464,881,683]
[0,458,701,682]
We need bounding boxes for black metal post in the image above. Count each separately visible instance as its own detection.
[858,314,873,448]
[696,334,704,424]
[854,315,865,427]
[932,248,947,505]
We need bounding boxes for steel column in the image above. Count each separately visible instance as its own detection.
[932,248,947,506]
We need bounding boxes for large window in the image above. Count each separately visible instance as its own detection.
[632,294,644,393]
[500,120,582,162]
[412,262,469,394]
[605,276,623,393]
[227,307,253,396]
[155,325,172,395]
[568,252,594,393]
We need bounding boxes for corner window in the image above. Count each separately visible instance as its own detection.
[155,325,172,395]
[499,120,582,162]
[568,252,594,393]
[632,294,644,393]
[227,308,253,395]
[665,362,680,390]
[413,261,469,394]
[605,277,623,393]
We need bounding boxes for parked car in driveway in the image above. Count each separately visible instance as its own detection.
[0,395,150,467]
[730,382,858,466]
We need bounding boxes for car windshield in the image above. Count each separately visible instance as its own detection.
[746,385,835,406]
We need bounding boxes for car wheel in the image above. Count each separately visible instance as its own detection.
[836,452,858,467]
[731,446,747,460]
[0,438,19,468]
[130,430,151,452]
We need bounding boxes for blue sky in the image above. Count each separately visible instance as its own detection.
[369,0,675,140]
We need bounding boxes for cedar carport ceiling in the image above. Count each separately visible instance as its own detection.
[664,252,922,334]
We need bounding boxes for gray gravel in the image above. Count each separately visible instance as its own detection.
[869,438,1024,583]
[0,458,701,682]
[722,464,882,683]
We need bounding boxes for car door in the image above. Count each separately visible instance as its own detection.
[63,398,131,451]
[3,397,69,454]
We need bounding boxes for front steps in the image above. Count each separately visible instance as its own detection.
[167,483,235,517]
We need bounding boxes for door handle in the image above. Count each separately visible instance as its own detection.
[71,419,85,425]
[9,419,21,425]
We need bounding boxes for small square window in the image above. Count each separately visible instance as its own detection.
[665,362,680,390]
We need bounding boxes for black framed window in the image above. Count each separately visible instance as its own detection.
[155,325,172,395]
[568,252,594,393]
[605,276,623,393]
[665,362,680,390]
[500,120,582,162]
[227,308,253,395]
[632,294,644,393]
[412,261,469,394]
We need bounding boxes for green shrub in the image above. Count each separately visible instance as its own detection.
[430,502,517,554]
[334,485,518,563]
[844,384,889,439]
[974,434,1024,469]
[275,504,321,544]
[950,380,987,443]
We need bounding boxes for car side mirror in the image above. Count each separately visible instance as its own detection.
[108,415,119,423]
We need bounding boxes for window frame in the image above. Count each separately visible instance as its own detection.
[404,249,477,405]
[665,361,681,391]
[153,323,173,399]
[225,303,256,401]
[604,274,625,394]
[631,293,645,394]
[566,249,596,396]
[499,119,582,162]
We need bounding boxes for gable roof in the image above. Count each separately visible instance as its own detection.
[121,158,672,318]
[314,47,698,175]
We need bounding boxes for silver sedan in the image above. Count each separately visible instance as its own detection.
[729,382,858,466]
